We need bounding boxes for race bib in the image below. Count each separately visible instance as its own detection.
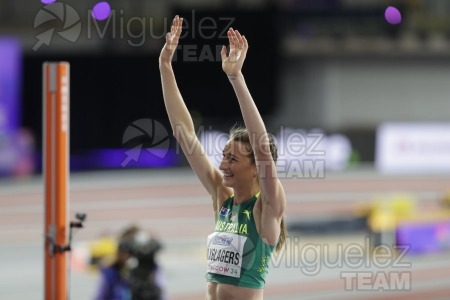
[206,232,247,278]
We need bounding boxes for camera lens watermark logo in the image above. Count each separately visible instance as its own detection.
[33,2,81,51]
[121,119,170,167]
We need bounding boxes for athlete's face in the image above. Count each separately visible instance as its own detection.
[219,141,256,188]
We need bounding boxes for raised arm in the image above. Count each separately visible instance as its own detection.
[159,16,231,213]
[159,16,193,134]
[221,28,286,241]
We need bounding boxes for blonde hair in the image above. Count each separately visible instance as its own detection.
[229,125,287,253]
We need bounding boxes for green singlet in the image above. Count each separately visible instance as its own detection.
[206,193,276,289]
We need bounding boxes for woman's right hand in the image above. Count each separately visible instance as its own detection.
[159,15,183,65]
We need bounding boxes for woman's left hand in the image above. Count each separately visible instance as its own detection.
[221,28,248,76]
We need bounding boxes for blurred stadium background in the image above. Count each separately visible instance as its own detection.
[1,0,450,299]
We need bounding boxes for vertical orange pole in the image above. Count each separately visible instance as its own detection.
[44,62,70,300]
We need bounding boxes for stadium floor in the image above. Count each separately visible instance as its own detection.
[1,167,449,299]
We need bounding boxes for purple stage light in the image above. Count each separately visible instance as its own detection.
[385,6,402,25]
[92,2,111,21]
[41,0,57,4]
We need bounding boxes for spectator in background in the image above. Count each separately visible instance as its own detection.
[93,225,164,300]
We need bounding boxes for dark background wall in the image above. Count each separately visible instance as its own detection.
[3,0,450,169]
[22,8,279,154]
